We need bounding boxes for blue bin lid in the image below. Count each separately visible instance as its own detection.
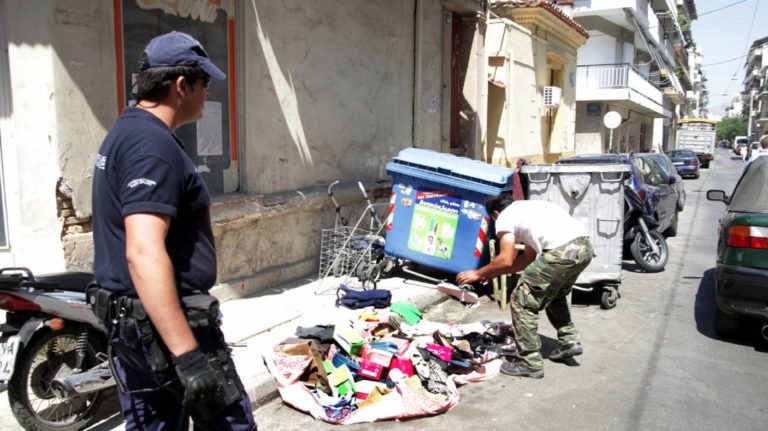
[387,148,514,195]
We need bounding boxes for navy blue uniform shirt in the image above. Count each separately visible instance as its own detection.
[92,107,216,296]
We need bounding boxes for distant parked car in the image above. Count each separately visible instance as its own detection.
[556,153,679,237]
[637,152,685,212]
[706,156,768,340]
[667,148,700,179]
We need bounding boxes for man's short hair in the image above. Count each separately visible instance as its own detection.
[134,60,201,102]
[760,135,768,149]
[485,193,514,215]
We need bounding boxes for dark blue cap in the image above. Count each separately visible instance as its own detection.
[140,31,225,80]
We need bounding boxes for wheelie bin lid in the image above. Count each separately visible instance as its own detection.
[386,148,514,195]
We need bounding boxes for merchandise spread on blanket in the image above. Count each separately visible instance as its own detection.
[264,303,517,424]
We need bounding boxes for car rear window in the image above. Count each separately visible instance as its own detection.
[667,149,694,157]
[729,157,768,212]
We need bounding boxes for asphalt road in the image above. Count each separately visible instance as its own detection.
[1,148,766,430]
[252,148,768,431]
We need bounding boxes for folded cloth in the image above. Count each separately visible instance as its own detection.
[390,302,423,325]
[295,324,335,343]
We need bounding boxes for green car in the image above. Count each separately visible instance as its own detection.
[707,156,768,340]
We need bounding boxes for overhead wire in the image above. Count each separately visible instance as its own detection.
[724,0,760,96]
[698,0,748,17]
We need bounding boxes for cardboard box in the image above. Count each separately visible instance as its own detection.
[329,364,356,397]
[382,336,411,356]
[358,360,384,380]
[389,356,414,377]
[425,342,453,362]
[333,325,363,356]
[362,346,393,368]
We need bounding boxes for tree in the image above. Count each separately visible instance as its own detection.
[716,116,747,142]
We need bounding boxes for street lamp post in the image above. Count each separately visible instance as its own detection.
[747,90,756,141]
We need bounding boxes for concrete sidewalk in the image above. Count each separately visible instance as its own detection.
[215,274,452,409]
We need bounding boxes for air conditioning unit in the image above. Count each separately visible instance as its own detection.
[543,86,562,108]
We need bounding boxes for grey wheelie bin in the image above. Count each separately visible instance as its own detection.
[520,163,630,309]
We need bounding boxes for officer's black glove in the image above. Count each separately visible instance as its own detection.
[172,348,218,408]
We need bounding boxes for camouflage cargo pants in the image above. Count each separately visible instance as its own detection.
[510,236,593,370]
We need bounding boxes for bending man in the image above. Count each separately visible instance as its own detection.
[457,195,593,378]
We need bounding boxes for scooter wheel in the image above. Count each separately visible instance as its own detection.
[8,326,108,431]
[630,230,669,272]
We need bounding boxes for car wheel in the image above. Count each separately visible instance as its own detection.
[714,307,741,337]
[694,171,700,179]
[677,192,685,212]
[665,211,678,237]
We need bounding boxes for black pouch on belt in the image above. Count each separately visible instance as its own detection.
[180,293,220,330]
[86,284,115,325]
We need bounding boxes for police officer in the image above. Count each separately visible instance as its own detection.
[457,195,593,378]
[92,31,257,429]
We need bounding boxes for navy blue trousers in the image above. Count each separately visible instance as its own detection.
[111,322,257,431]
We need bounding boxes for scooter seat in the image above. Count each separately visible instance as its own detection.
[26,272,95,292]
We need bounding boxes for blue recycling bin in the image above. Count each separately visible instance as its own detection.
[384,148,515,273]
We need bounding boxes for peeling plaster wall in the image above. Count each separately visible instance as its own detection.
[242,0,416,194]
[0,0,113,272]
[413,0,444,150]
[50,2,117,217]
[1,0,448,297]
[208,182,390,300]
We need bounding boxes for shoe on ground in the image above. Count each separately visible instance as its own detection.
[549,342,583,362]
[499,360,544,379]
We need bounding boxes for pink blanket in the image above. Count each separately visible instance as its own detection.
[263,349,502,424]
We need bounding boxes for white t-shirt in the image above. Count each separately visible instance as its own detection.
[493,200,588,254]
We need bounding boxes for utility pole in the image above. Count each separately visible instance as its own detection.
[747,90,756,141]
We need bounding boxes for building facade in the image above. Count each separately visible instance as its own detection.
[743,36,768,139]
[0,0,591,298]
[570,0,693,154]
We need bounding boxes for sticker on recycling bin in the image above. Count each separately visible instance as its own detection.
[407,191,460,259]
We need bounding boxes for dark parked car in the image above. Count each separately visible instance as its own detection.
[638,152,685,212]
[706,156,768,340]
[556,153,679,237]
[667,148,700,179]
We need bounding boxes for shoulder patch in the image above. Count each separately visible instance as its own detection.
[127,178,157,189]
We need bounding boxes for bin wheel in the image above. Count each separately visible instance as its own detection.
[379,259,397,278]
[600,287,619,310]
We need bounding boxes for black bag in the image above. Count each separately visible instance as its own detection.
[335,284,391,309]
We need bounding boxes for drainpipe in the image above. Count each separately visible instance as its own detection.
[412,0,423,148]
[477,6,488,162]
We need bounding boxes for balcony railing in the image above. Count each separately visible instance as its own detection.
[576,63,665,115]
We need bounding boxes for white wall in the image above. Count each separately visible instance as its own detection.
[242,0,418,195]
[0,0,115,272]
[577,30,617,64]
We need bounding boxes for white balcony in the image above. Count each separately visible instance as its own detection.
[573,0,649,32]
[576,64,669,117]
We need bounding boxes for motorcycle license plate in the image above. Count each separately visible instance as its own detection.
[0,336,21,381]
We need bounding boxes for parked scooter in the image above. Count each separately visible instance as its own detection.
[623,185,669,272]
[0,268,115,431]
